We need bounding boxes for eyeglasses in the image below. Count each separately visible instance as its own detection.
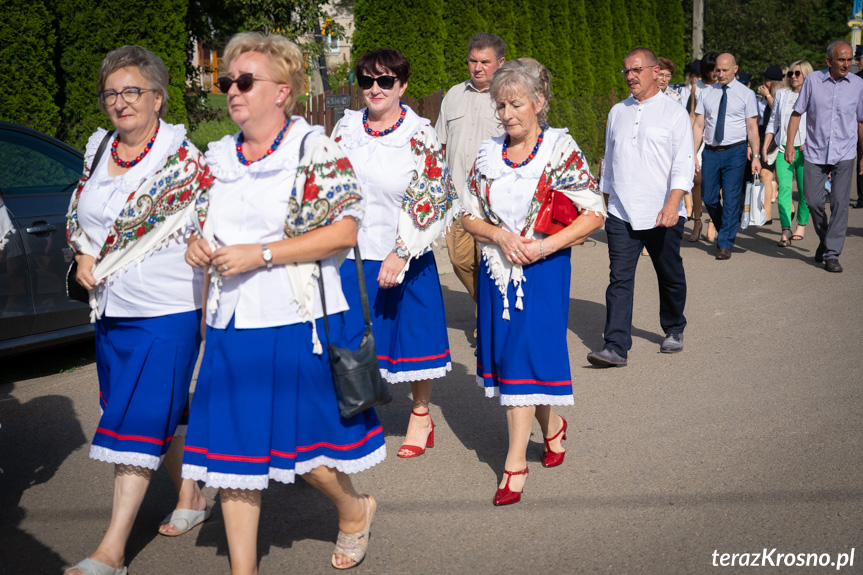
[357,74,397,90]
[98,87,153,106]
[786,70,802,78]
[216,73,276,94]
[658,72,673,79]
[620,66,652,77]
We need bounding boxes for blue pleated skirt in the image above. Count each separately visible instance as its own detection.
[91,309,202,470]
[181,314,386,490]
[476,248,574,406]
[340,251,451,383]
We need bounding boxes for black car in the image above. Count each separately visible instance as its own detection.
[0,122,92,357]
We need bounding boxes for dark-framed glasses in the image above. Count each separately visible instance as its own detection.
[620,66,650,77]
[98,87,153,106]
[786,70,802,78]
[357,74,397,90]
[217,73,275,94]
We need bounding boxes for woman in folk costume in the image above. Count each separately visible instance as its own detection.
[460,59,605,506]
[64,45,212,575]
[332,49,456,459]
[183,32,384,572]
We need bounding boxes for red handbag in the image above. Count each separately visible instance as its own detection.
[534,190,579,235]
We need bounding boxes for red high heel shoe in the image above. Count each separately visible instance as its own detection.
[541,416,567,468]
[397,410,435,458]
[493,467,529,506]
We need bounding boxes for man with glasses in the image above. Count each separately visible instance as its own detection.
[784,40,863,272]
[436,33,505,312]
[587,47,694,367]
[692,53,761,260]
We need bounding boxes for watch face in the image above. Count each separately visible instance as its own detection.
[263,247,273,262]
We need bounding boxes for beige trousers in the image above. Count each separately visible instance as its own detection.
[445,218,480,301]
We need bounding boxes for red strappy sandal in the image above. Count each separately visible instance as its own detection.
[397,410,435,458]
[541,416,567,468]
[493,467,529,506]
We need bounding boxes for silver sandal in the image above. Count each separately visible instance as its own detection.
[331,495,376,570]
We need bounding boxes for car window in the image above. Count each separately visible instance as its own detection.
[0,130,82,196]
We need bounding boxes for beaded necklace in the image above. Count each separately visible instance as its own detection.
[111,124,159,168]
[502,128,545,169]
[363,104,406,137]
[236,118,290,166]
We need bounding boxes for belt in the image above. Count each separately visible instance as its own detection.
[705,140,747,151]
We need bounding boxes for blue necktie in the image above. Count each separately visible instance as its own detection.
[714,85,728,144]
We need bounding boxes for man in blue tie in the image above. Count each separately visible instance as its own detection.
[692,53,761,260]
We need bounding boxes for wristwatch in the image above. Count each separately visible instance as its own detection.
[752,154,761,159]
[393,245,410,261]
[261,244,273,268]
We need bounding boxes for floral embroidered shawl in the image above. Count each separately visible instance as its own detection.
[333,106,456,283]
[66,124,212,320]
[199,123,363,353]
[461,129,605,319]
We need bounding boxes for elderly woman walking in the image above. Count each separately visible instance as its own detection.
[64,45,212,575]
[460,59,605,505]
[183,32,384,573]
[332,48,455,459]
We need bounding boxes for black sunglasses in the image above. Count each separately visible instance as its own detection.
[357,74,397,90]
[786,70,802,78]
[217,73,275,94]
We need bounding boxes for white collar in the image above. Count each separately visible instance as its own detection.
[474,127,566,180]
[336,105,429,150]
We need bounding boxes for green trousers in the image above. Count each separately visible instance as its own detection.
[775,146,809,229]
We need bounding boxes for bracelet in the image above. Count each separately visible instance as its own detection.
[540,239,546,260]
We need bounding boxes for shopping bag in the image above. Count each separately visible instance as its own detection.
[741,174,766,229]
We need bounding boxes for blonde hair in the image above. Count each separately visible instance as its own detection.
[490,58,552,125]
[790,60,814,79]
[222,32,304,115]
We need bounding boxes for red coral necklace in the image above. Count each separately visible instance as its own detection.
[111,124,160,168]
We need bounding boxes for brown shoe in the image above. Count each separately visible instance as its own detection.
[688,219,703,242]
[716,248,732,260]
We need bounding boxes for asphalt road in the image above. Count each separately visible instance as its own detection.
[2,202,862,574]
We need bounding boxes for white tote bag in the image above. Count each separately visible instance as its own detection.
[741,174,767,229]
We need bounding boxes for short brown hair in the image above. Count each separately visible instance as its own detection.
[354,49,411,85]
[467,33,506,61]
[657,57,675,75]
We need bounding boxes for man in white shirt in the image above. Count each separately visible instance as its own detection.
[587,47,695,368]
[692,53,761,260]
[436,33,505,304]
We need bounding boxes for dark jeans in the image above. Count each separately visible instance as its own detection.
[701,145,748,250]
[602,214,687,358]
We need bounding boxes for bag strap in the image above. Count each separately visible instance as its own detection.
[90,130,114,175]
[317,246,373,344]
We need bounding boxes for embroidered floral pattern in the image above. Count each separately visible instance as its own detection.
[402,128,455,231]
[286,136,362,237]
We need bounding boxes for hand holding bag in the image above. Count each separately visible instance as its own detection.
[740,173,766,229]
[66,130,114,304]
[317,246,392,419]
[534,189,579,235]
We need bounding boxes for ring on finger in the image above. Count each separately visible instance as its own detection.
[222,264,228,271]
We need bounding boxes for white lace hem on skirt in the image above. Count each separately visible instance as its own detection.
[382,363,451,384]
[476,375,574,406]
[90,445,162,470]
[181,445,387,490]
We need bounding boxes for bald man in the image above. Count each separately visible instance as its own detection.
[692,53,761,260]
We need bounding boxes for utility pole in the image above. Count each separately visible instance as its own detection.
[693,0,704,59]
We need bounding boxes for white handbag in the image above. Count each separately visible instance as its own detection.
[741,174,767,229]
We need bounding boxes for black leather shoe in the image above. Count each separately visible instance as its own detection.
[815,243,826,263]
[824,259,843,273]
[716,248,732,260]
[586,348,627,367]
[660,333,684,353]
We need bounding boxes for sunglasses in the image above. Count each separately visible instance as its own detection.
[217,73,275,94]
[786,70,802,78]
[357,74,397,90]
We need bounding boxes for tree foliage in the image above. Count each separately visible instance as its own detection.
[442,0,487,88]
[352,0,446,98]
[0,0,60,135]
[655,0,686,80]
